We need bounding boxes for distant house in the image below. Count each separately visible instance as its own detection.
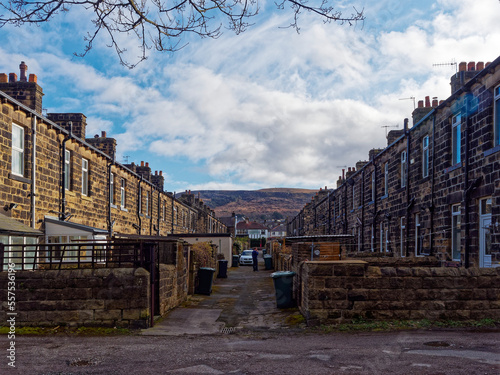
[270,224,286,238]
[236,220,268,240]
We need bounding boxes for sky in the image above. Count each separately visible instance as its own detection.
[1,0,499,192]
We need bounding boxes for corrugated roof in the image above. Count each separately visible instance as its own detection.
[0,213,43,236]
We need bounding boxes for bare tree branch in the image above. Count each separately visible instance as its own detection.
[0,0,364,68]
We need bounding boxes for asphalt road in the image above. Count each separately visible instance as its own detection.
[3,256,500,374]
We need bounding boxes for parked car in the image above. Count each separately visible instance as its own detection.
[239,250,254,265]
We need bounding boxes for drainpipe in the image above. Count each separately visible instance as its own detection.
[361,169,365,252]
[157,190,161,236]
[60,122,72,221]
[150,185,153,236]
[463,98,470,268]
[107,158,114,237]
[171,192,175,234]
[429,114,436,255]
[137,175,143,235]
[30,116,37,228]
[404,118,411,257]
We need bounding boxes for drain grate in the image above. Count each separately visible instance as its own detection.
[221,326,237,334]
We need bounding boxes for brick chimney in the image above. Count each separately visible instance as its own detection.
[135,161,152,181]
[86,131,117,160]
[151,170,165,191]
[412,96,438,125]
[47,113,87,139]
[0,61,44,113]
[450,61,490,94]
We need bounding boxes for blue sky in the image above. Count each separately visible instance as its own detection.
[1,0,499,192]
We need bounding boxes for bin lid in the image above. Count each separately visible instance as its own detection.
[263,254,272,258]
[199,267,216,271]
[270,271,296,278]
[218,259,228,263]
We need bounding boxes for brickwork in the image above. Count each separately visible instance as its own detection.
[0,267,151,328]
[288,58,500,269]
[300,261,500,325]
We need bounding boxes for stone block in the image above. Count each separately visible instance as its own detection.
[380,267,397,277]
[94,309,122,321]
[122,309,142,320]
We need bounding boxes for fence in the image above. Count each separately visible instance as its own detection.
[0,239,157,271]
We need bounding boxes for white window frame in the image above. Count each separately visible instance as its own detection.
[371,171,375,202]
[64,149,71,190]
[380,222,384,253]
[415,213,422,256]
[401,151,407,188]
[452,113,461,165]
[370,224,374,252]
[11,124,25,176]
[384,162,389,196]
[1,235,38,271]
[109,172,114,205]
[138,186,142,213]
[145,190,150,216]
[120,179,126,209]
[400,217,405,257]
[81,158,89,196]
[422,136,429,178]
[452,204,461,261]
[494,85,500,146]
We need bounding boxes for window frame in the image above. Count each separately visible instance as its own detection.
[494,85,500,146]
[81,158,89,196]
[120,178,126,209]
[452,113,462,165]
[384,162,389,196]
[400,217,406,257]
[401,151,407,188]
[11,124,25,176]
[451,204,461,261]
[64,149,71,190]
[109,172,114,205]
[422,136,429,178]
[371,171,375,202]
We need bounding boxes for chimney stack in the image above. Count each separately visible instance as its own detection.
[0,62,44,113]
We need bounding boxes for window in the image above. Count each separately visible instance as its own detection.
[162,201,165,221]
[1,235,37,271]
[452,205,461,261]
[120,179,126,209]
[384,162,389,196]
[415,213,422,256]
[12,124,24,176]
[495,85,500,146]
[145,190,150,216]
[370,225,374,252]
[64,150,71,190]
[401,151,407,188]
[109,172,114,205]
[138,186,142,213]
[81,159,89,196]
[452,113,461,165]
[380,222,384,253]
[421,136,429,178]
[371,171,375,202]
[400,217,405,257]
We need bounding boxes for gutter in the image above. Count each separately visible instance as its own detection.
[30,116,37,228]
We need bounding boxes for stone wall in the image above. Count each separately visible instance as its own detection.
[0,268,150,328]
[298,260,500,325]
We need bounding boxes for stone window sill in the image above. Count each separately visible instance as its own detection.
[484,144,500,157]
[9,173,32,184]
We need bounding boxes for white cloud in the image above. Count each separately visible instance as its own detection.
[1,0,499,191]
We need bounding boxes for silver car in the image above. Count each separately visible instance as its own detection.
[239,250,254,265]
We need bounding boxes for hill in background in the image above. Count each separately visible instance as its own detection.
[190,188,319,220]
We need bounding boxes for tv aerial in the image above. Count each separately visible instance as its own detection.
[399,96,416,109]
[433,60,458,75]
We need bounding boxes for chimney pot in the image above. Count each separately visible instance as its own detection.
[432,99,438,107]
[141,161,144,167]
[94,134,99,138]
[19,61,27,82]
[467,61,475,71]
[486,62,491,68]
[28,74,37,83]
[9,73,17,82]
[0,73,7,83]
[439,100,444,105]
[101,131,106,137]
[159,171,163,176]
[418,100,424,108]
[145,162,149,168]
[459,62,467,72]
[425,96,430,107]
[476,61,484,70]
